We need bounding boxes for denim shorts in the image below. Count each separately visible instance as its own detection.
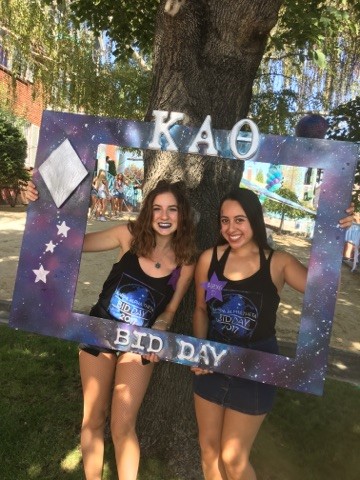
[79,343,119,356]
[79,304,119,356]
[193,336,278,415]
[113,191,124,199]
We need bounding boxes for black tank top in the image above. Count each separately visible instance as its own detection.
[90,251,180,328]
[205,246,280,345]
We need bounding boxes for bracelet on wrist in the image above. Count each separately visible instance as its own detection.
[153,319,170,330]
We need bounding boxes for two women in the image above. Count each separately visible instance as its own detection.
[25,180,354,480]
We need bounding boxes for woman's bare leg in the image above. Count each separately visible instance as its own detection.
[194,394,228,480]
[111,352,155,480]
[221,409,266,480]
[101,199,108,218]
[79,350,117,480]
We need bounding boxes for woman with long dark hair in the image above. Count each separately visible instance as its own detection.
[192,188,353,480]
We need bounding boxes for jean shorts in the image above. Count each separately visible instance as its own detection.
[113,191,124,199]
[79,304,119,356]
[193,336,278,415]
[79,343,118,356]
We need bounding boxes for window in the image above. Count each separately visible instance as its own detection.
[0,44,10,69]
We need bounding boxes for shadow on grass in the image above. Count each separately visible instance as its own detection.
[0,325,85,479]
[253,380,360,480]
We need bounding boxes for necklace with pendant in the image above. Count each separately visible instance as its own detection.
[152,245,164,269]
[150,254,161,269]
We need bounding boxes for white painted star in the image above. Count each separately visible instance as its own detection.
[45,240,56,253]
[33,264,50,283]
[57,221,70,237]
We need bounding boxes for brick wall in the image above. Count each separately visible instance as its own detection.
[0,68,44,126]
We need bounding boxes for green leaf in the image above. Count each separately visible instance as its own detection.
[312,49,327,69]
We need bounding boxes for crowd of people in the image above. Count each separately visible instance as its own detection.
[24,178,354,480]
[90,165,143,222]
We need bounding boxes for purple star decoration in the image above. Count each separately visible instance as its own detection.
[9,110,358,395]
[201,272,227,302]
[168,267,181,290]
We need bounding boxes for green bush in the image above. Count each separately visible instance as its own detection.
[0,112,28,188]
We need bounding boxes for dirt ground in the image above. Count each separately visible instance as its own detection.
[1,205,359,355]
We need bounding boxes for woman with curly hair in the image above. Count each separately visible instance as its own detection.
[26,179,197,480]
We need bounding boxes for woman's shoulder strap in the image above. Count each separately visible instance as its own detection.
[209,245,231,271]
[261,248,275,264]
[208,245,218,272]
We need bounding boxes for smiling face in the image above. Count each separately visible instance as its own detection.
[151,192,179,237]
[220,199,254,249]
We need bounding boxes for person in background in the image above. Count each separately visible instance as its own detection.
[343,210,360,270]
[92,170,110,222]
[105,158,119,218]
[133,178,143,212]
[105,156,117,177]
[112,173,128,217]
[93,158,98,178]
[191,187,354,480]
[25,179,197,480]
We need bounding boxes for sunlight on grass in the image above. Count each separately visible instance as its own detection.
[334,361,348,371]
[280,306,301,315]
[102,462,113,479]
[27,464,42,477]
[336,298,358,307]
[9,347,50,358]
[0,255,19,262]
[351,341,360,351]
[61,445,82,471]
[353,423,360,435]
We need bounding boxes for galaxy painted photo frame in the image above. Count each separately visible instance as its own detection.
[9,110,358,395]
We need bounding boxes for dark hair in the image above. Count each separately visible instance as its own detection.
[217,188,270,249]
[129,180,197,265]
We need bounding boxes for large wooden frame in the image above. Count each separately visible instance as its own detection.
[9,110,357,395]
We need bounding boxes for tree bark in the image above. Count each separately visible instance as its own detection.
[138,1,283,476]
[279,211,285,233]
[144,0,283,246]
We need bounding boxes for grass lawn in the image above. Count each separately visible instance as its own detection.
[0,324,359,480]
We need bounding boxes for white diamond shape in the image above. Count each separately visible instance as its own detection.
[39,139,88,208]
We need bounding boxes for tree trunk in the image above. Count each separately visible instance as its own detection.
[138,1,283,476]
[279,210,285,233]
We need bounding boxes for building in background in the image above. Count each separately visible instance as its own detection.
[0,34,43,168]
[243,160,319,209]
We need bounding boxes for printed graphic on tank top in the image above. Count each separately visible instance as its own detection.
[208,289,263,342]
[108,272,165,327]
[202,246,279,345]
